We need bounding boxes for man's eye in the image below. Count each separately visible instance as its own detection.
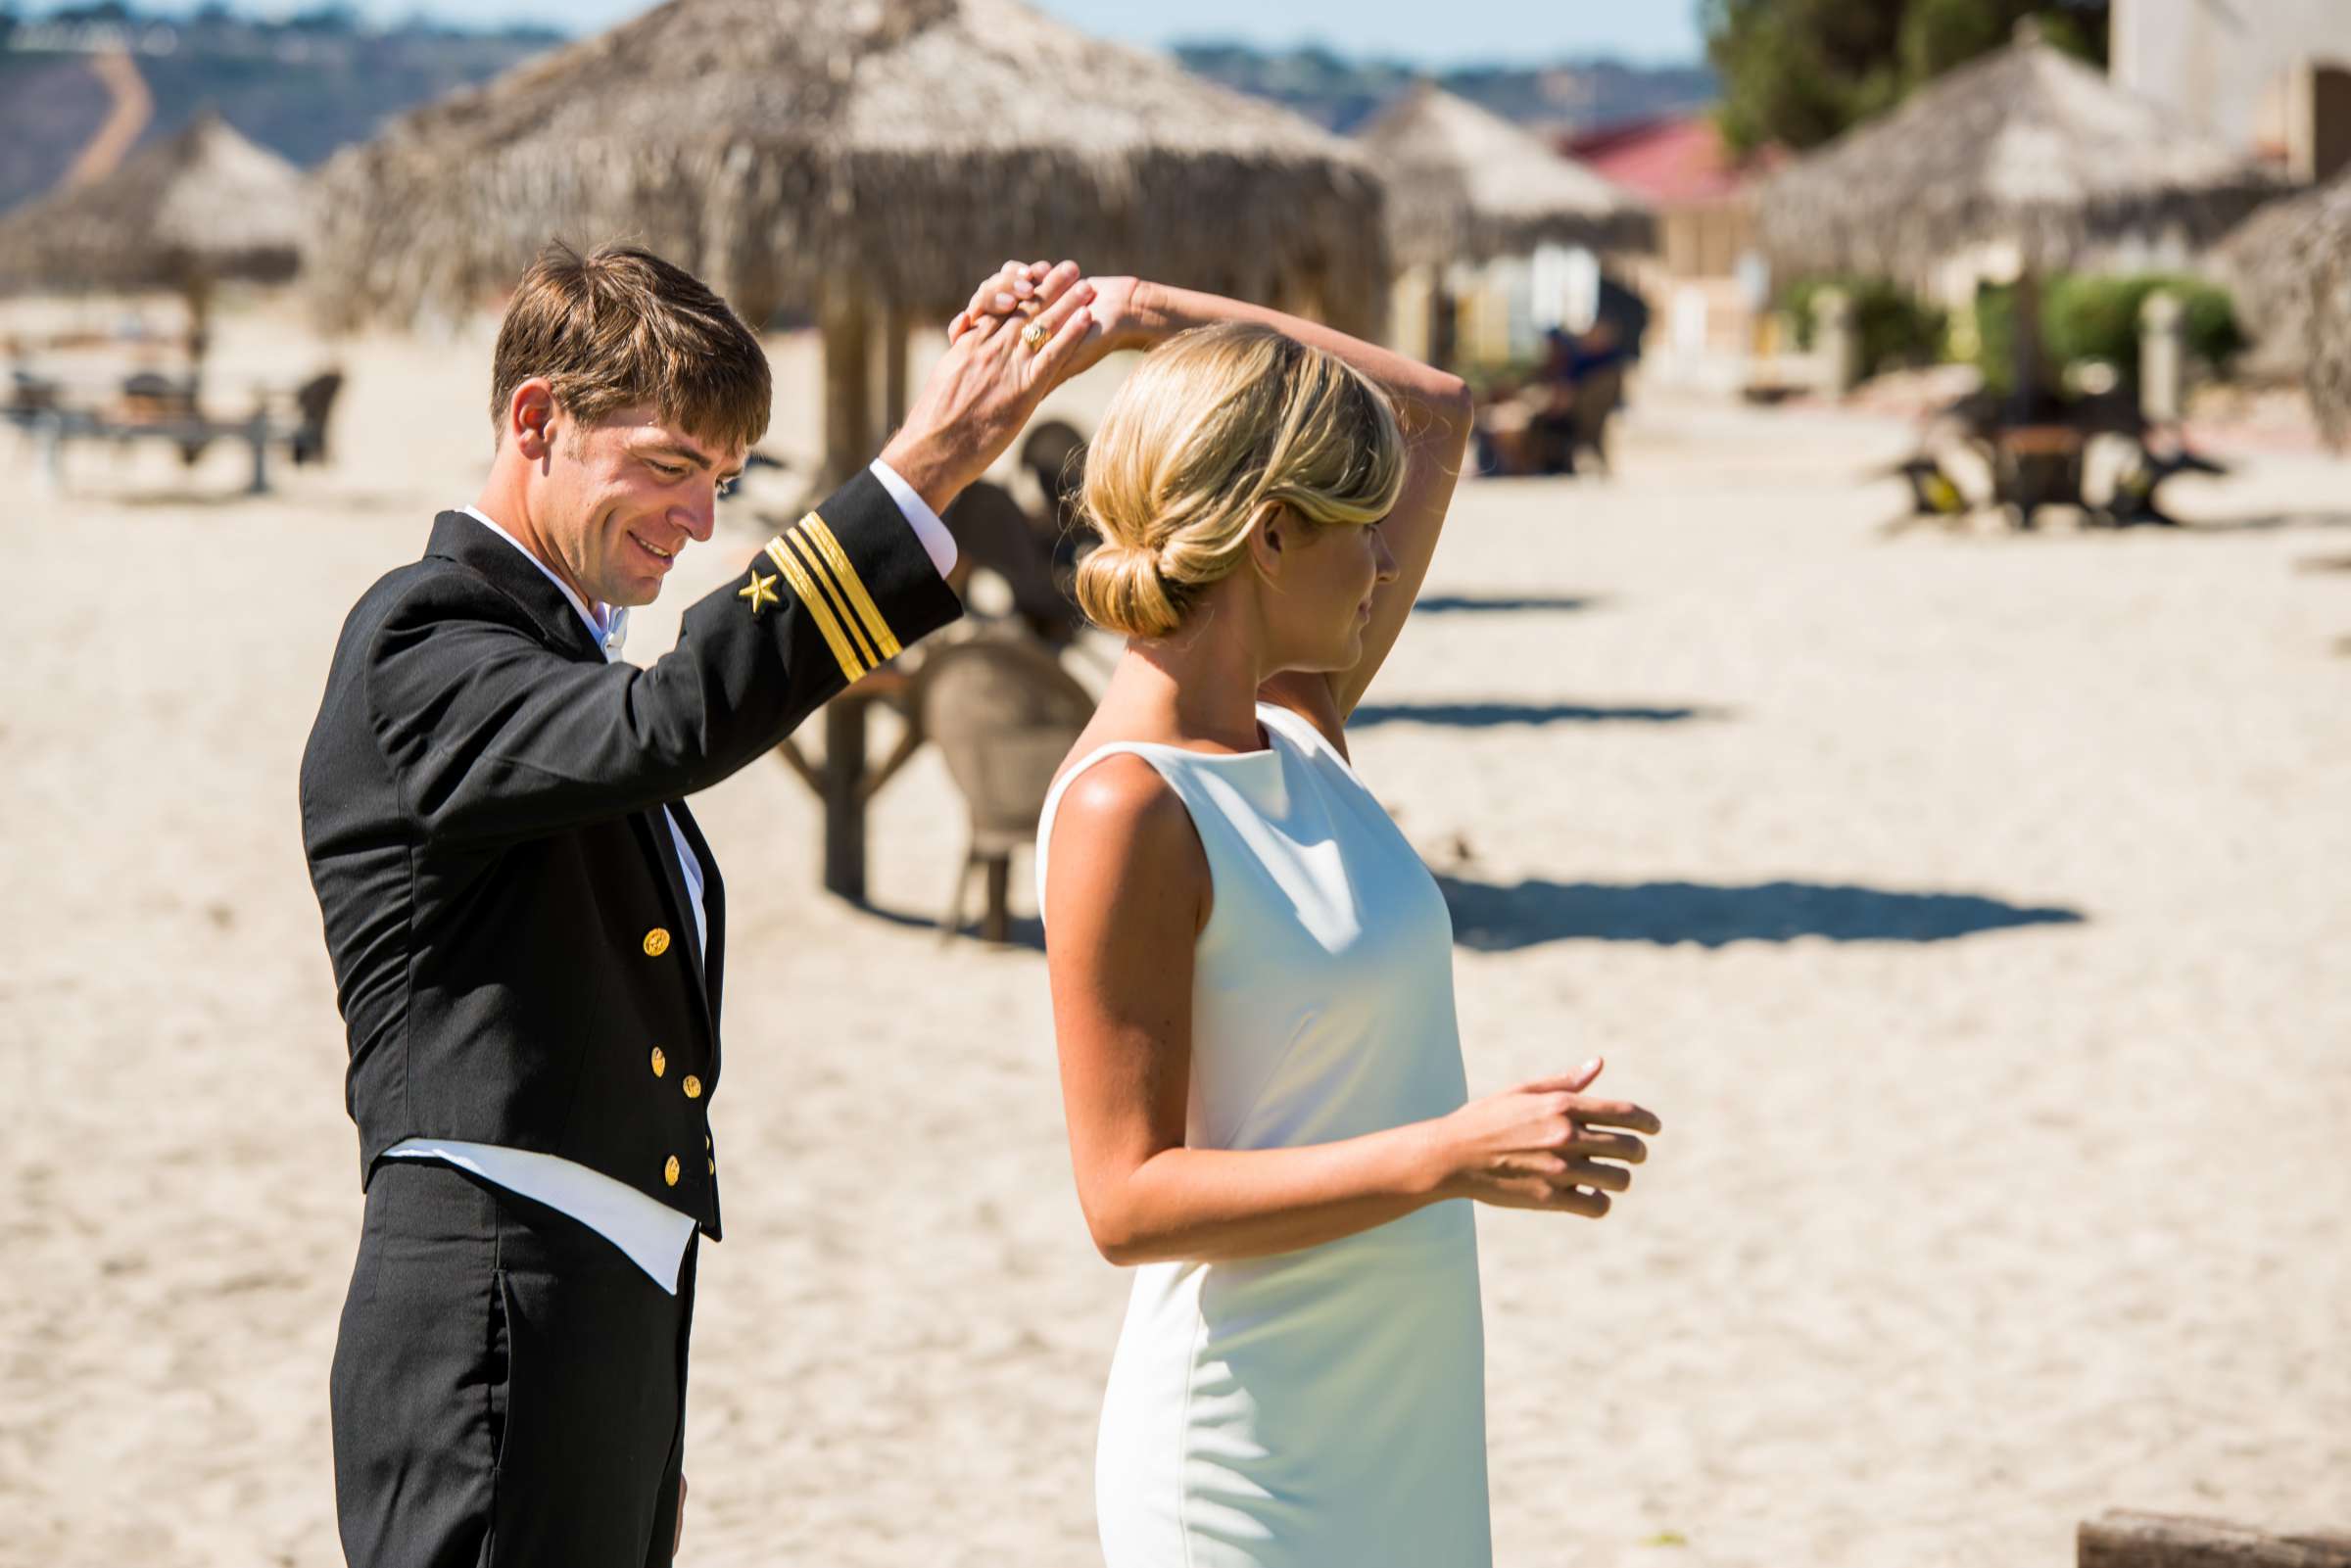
[717,478,739,499]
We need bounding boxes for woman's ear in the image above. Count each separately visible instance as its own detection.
[1248,501,1291,582]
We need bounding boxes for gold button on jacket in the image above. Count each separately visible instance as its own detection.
[682,1074,702,1099]
[663,1155,681,1187]
[649,1047,666,1078]
[643,927,671,957]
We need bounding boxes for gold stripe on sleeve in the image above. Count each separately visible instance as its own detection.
[798,512,903,661]
[763,537,867,685]
[782,528,879,672]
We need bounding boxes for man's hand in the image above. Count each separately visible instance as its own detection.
[880,259,1097,516]
[673,1474,687,1557]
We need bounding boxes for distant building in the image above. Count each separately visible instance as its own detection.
[2111,0,2351,180]
[1563,115,1784,380]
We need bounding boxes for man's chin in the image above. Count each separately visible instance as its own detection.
[606,577,664,609]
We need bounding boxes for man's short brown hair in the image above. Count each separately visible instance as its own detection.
[490,241,771,452]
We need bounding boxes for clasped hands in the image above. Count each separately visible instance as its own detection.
[877,259,1140,516]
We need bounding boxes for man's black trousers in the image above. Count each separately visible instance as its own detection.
[331,1160,696,1568]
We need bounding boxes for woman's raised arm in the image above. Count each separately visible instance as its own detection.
[1081,280,1473,732]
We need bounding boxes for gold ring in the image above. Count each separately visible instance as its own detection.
[1021,319,1050,352]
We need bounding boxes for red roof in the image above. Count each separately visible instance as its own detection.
[1562,114,1782,205]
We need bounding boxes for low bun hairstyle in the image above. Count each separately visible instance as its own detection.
[1073,321,1406,639]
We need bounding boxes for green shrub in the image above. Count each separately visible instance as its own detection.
[1970,273,2245,399]
[1780,276,1948,379]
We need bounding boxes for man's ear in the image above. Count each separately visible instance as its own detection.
[508,378,558,460]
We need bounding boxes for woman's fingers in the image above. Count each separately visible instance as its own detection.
[966,261,1028,324]
[1026,260,1086,312]
[1562,1127,1647,1164]
[1550,1185,1612,1218]
[1519,1058,1604,1095]
[1561,1097,1662,1136]
[961,259,1077,332]
[1556,1157,1633,1194]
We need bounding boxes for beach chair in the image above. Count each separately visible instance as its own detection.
[1567,360,1625,476]
[942,478,1086,645]
[1022,418,1088,542]
[915,628,1098,943]
[1876,452,1975,533]
[288,370,345,466]
[2098,442,2226,528]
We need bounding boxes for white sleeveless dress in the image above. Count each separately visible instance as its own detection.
[1036,701,1490,1568]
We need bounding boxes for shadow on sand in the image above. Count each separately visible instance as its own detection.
[1435,875,2086,951]
[1411,593,1600,615]
[2177,510,2351,535]
[1351,700,1723,728]
[859,900,1046,952]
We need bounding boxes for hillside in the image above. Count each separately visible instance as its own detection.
[0,7,558,214]
[0,7,1714,217]
[1173,43,1717,135]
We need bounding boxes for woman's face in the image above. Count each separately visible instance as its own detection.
[1264,514,1399,672]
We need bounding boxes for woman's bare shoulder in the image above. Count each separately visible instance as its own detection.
[1044,749,1210,937]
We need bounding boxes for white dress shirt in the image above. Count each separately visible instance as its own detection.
[384,464,954,1291]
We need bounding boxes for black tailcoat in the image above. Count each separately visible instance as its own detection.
[300,468,960,1237]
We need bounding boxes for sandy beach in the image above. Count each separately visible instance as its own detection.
[3,304,2346,1566]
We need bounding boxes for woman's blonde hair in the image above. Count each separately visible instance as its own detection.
[1073,321,1406,639]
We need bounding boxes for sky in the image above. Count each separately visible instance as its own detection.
[43,0,1710,68]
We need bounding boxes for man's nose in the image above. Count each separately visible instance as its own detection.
[674,487,717,543]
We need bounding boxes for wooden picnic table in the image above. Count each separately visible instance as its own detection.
[1991,421,2088,531]
[1883,391,2223,533]
[6,369,342,495]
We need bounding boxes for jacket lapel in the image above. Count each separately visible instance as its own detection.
[633,808,716,1047]
[427,510,718,1043]
[424,510,605,663]
[668,799,726,1028]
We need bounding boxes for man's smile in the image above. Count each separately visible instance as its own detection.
[628,529,681,566]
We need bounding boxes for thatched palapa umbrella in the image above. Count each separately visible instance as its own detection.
[1758,21,2280,406]
[1355,82,1653,269]
[0,109,311,364]
[2213,170,2351,439]
[1353,83,1651,367]
[311,0,1389,479]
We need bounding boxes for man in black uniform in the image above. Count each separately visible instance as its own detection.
[300,242,1099,1566]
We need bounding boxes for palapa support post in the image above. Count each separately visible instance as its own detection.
[2140,289,2184,426]
[1811,285,1858,399]
[881,304,913,440]
[243,406,271,495]
[2079,1511,2351,1568]
[2011,267,2045,421]
[821,288,876,492]
[821,697,868,903]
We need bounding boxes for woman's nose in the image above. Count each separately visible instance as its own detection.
[1371,527,1400,582]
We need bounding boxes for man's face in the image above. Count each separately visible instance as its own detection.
[533,402,745,609]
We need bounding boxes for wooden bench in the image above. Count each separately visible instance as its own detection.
[2081,1510,2351,1568]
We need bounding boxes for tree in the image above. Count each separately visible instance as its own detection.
[1705,0,2111,153]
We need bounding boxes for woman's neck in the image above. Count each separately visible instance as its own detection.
[1106,600,1271,753]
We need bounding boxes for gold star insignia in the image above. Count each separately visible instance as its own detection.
[738,568,780,616]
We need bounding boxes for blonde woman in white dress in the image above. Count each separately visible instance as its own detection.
[1016,285,1664,1566]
